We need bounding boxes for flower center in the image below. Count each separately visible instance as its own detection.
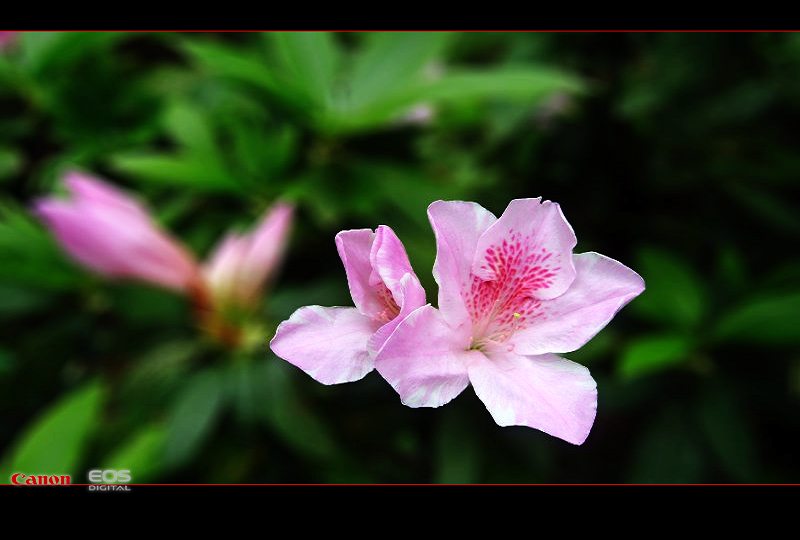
[465,231,556,348]
[374,282,401,324]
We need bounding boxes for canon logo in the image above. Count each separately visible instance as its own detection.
[10,473,72,485]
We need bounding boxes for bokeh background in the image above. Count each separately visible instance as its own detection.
[1,32,798,483]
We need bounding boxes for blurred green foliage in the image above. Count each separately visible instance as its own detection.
[1,32,798,483]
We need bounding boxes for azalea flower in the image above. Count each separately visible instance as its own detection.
[35,171,293,342]
[270,226,426,385]
[374,199,645,445]
[202,202,293,312]
[35,171,201,293]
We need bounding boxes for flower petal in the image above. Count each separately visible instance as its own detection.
[473,198,577,300]
[270,306,379,385]
[467,350,597,445]
[369,225,419,301]
[335,229,384,318]
[428,200,496,329]
[35,176,199,293]
[375,305,478,408]
[202,232,250,304]
[65,171,149,218]
[240,202,293,295]
[509,252,645,355]
[367,273,427,356]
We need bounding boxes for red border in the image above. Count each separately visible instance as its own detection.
[2,30,800,33]
[2,25,796,490]
[3,483,800,486]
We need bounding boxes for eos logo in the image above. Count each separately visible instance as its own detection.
[87,469,132,492]
[88,469,131,484]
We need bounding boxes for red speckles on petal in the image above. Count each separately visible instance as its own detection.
[465,230,561,346]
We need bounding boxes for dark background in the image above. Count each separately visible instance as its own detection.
[1,32,798,483]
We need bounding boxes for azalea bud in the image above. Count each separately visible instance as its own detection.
[202,202,293,311]
[34,171,201,293]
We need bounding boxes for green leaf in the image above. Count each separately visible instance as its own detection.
[0,284,50,317]
[182,39,281,92]
[434,407,481,483]
[163,100,218,153]
[102,424,168,483]
[182,40,304,111]
[631,248,707,329]
[618,334,693,379]
[629,407,705,483]
[269,32,341,108]
[714,292,800,345]
[331,66,584,133]
[163,369,225,469]
[226,359,262,427]
[697,385,759,482]
[110,153,240,193]
[1,380,105,480]
[0,347,14,375]
[0,200,81,290]
[260,357,340,461]
[120,339,200,411]
[727,183,800,236]
[0,147,23,181]
[346,32,451,110]
[17,32,123,77]
[421,68,585,103]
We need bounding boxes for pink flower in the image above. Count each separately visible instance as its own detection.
[270,226,426,385]
[35,171,293,317]
[374,199,645,445]
[203,203,293,311]
[0,32,17,50]
[35,171,201,293]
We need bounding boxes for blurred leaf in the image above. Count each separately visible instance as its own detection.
[347,32,451,109]
[182,39,304,112]
[0,380,105,479]
[630,407,705,483]
[102,423,168,483]
[164,368,225,469]
[0,348,14,375]
[434,407,482,483]
[632,248,707,329]
[727,182,800,236]
[110,152,240,193]
[163,100,218,153]
[697,385,759,482]
[226,359,261,426]
[716,245,747,294]
[332,67,584,132]
[120,339,200,410]
[0,200,81,290]
[267,278,351,322]
[714,292,800,345]
[269,32,341,108]
[0,285,50,317]
[110,285,188,328]
[618,334,693,379]
[0,147,23,181]
[260,357,340,462]
[17,32,124,77]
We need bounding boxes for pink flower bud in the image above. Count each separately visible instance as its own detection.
[35,171,201,293]
[202,202,294,310]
